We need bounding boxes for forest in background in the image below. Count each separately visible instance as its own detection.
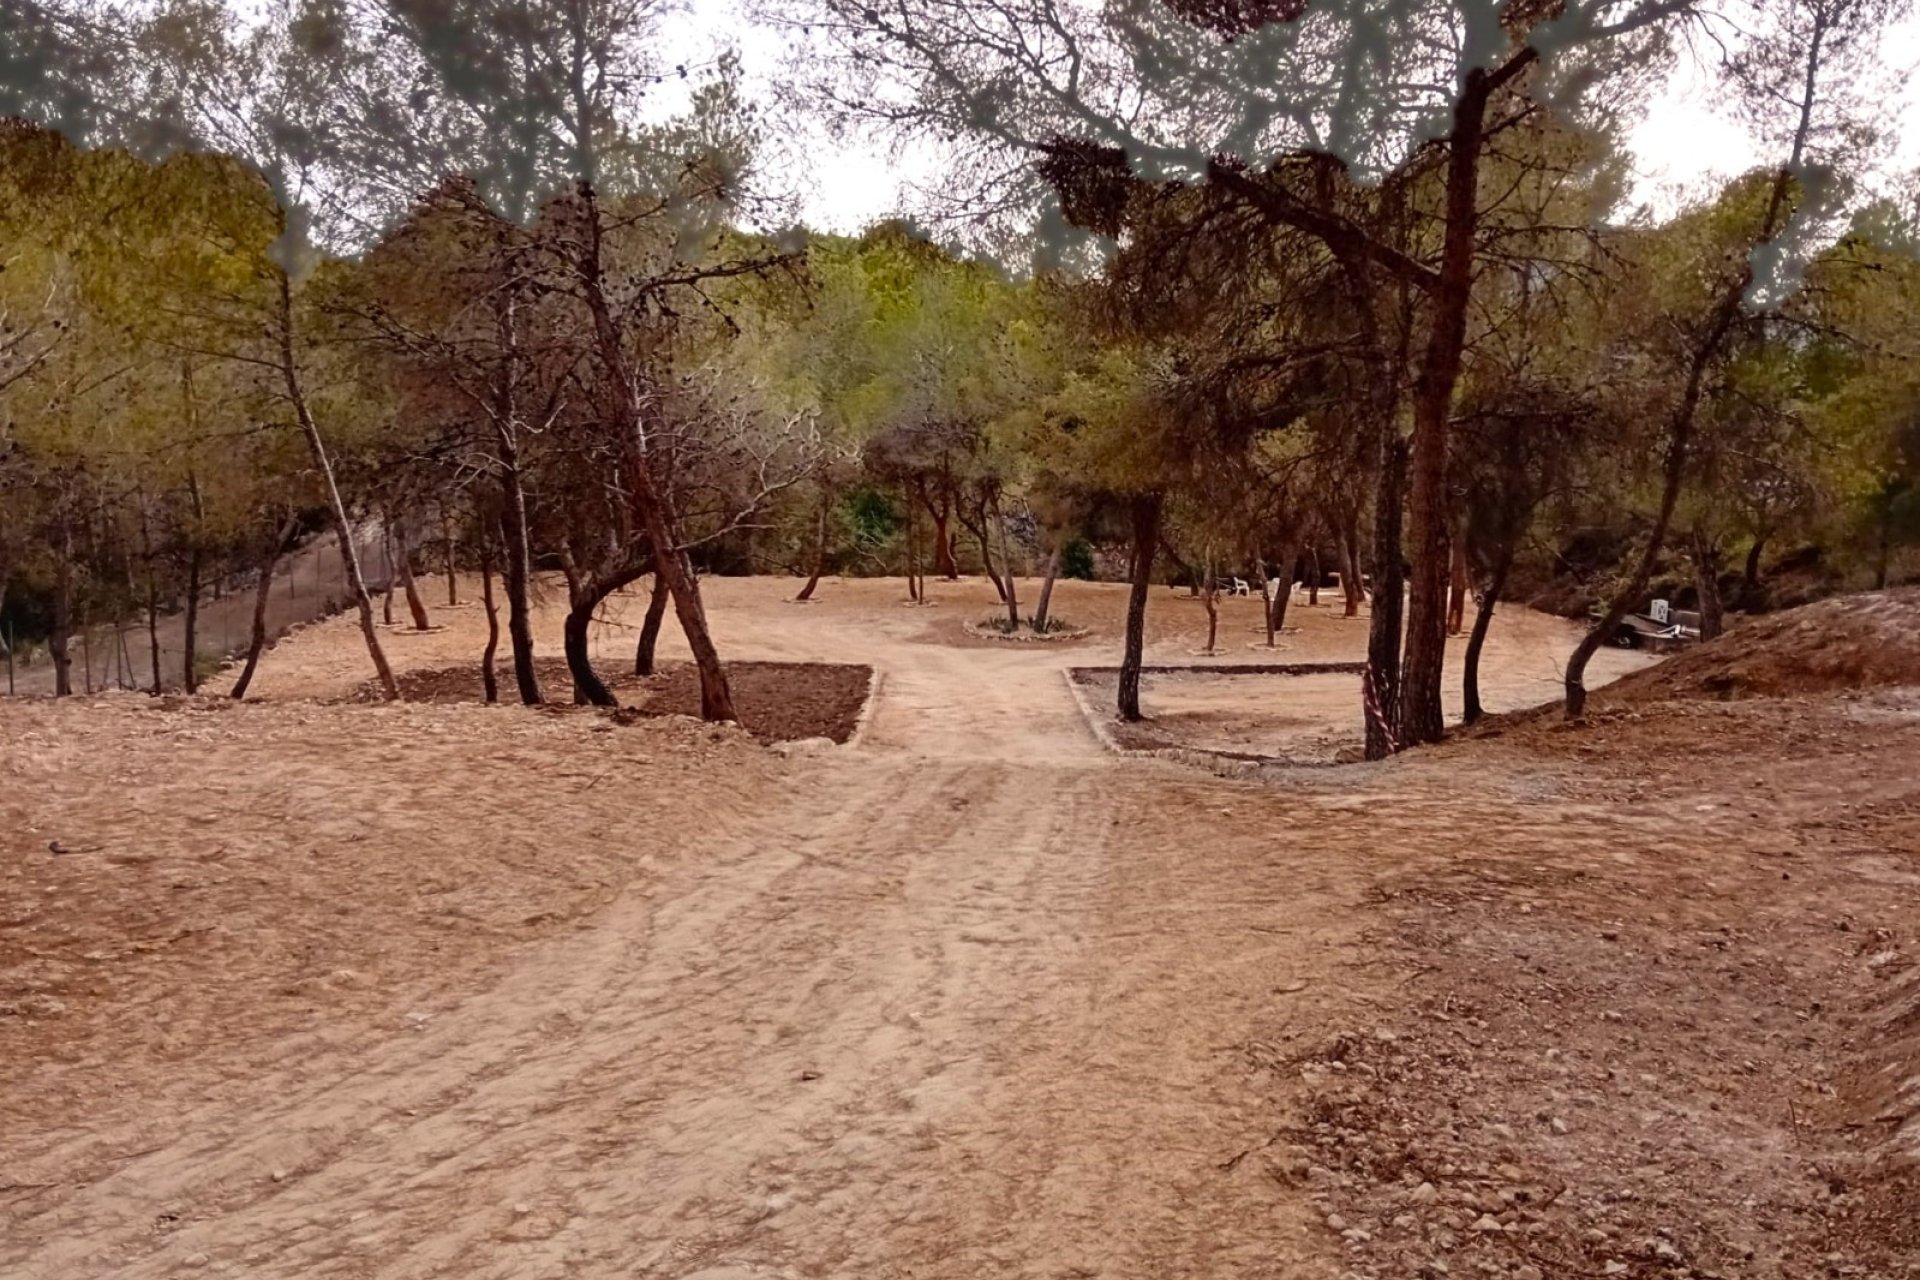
[2,0,1919,753]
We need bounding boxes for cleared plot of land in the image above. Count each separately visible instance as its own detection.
[2,578,1915,1279]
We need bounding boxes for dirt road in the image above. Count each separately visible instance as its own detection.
[7,579,1910,1278]
[4,580,1376,1278]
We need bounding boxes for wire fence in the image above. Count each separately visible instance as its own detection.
[4,529,396,697]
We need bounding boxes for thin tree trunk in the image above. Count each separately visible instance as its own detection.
[967,508,1008,602]
[1307,548,1321,606]
[995,494,1020,630]
[138,498,161,694]
[1339,532,1362,617]
[1033,545,1061,631]
[1461,544,1513,726]
[1563,23,1816,719]
[1203,582,1219,653]
[184,469,204,693]
[479,528,500,704]
[276,270,397,701]
[183,547,202,692]
[1118,493,1162,722]
[1366,436,1408,760]
[1254,552,1275,646]
[796,492,830,601]
[51,522,72,696]
[904,486,921,602]
[931,496,959,580]
[1876,511,1892,590]
[231,515,299,700]
[395,520,432,630]
[1742,534,1767,602]
[381,521,396,626]
[490,286,542,705]
[443,510,459,606]
[1270,536,1299,640]
[1693,529,1725,640]
[635,572,670,676]
[1446,528,1470,636]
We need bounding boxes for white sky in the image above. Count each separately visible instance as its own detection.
[651,0,1920,232]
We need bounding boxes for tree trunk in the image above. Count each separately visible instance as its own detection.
[1203,582,1219,653]
[51,524,72,697]
[276,270,397,701]
[566,562,653,707]
[394,521,432,630]
[229,516,298,699]
[1741,535,1767,606]
[796,492,830,601]
[904,486,921,602]
[1253,553,1275,646]
[1876,511,1892,590]
[1118,493,1162,722]
[1270,537,1299,639]
[575,183,735,721]
[1365,437,1407,760]
[183,470,204,693]
[1563,298,1742,718]
[968,509,1008,602]
[479,529,500,704]
[1446,528,1470,636]
[1338,532,1362,617]
[138,498,161,694]
[382,521,396,625]
[635,572,670,676]
[995,494,1020,631]
[1693,529,1725,640]
[1564,54,1809,719]
[1307,548,1321,606]
[443,509,459,606]
[489,283,543,706]
[183,546,202,693]
[1461,544,1514,727]
[931,499,959,580]
[1033,545,1061,631]
[1398,71,1500,749]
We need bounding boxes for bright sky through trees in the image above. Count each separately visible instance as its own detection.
[642,0,1920,230]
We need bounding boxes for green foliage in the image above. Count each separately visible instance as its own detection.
[1061,539,1096,580]
[843,486,903,550]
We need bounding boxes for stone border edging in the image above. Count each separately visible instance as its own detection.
[845,668,886,748]
[1061,661,1377,778]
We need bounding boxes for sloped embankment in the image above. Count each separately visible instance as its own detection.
[1605,588,1920,703]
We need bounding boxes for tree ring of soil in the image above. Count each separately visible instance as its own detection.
[961,618,1091,643]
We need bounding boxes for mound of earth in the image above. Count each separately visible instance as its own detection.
[355,658,872,743]
[1608,589,1920,703]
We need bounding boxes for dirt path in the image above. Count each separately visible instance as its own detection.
[4,583,1373,1278]
[16,579,1895,1279]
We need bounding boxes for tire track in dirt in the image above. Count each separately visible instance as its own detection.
[4,584,1355,1279]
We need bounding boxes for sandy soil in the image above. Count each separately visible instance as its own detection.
[2,575,1916,1279]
